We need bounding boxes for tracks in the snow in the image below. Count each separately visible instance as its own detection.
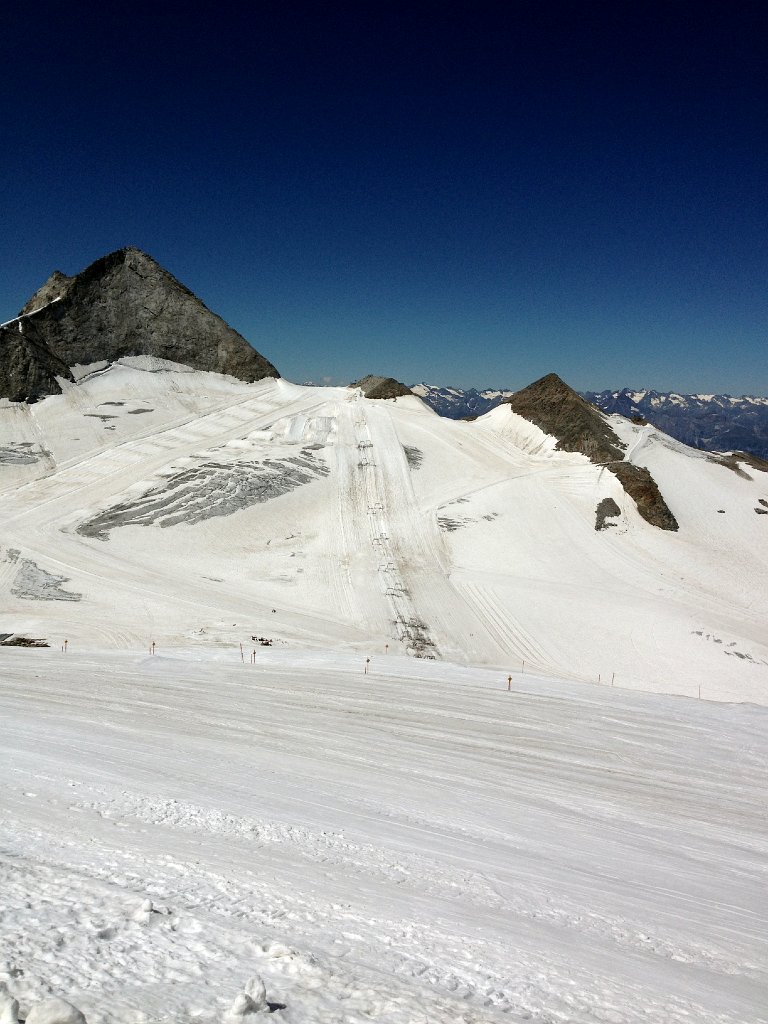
[349,404,439,657]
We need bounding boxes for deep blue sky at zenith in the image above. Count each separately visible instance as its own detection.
[2,3,766,394]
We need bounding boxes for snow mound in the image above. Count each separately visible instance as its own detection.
[132,897,154,924]
[0,990,19,1024]
[225,975,268,1018]
[25,999,86,1024]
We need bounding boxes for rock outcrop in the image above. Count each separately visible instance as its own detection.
[352,375,412,400]
[610,463,678,532]
[595,497,622,531]
[1,248,278,402]
[506,373,678,531]
[506,373,626,463]
[20,270,73,315]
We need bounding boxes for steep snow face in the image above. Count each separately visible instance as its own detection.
[0,360,766,703]
[1,649,767,1023]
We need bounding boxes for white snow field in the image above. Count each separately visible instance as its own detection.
[1,360,768,1021]
[1,648,767,1023]
[0,359,766,701]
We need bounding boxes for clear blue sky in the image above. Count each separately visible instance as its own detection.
[2,3,766,394]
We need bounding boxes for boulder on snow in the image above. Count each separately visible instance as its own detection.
[25,998,87,1024]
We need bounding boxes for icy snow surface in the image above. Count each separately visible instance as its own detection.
[1,362,767,1021]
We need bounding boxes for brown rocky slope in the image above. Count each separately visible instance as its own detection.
[506,373,678,531]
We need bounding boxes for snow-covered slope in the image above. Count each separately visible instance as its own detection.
[1,358,767,703]
[2,650,767,1023]
[2,360,768,1023]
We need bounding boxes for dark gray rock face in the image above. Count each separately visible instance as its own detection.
[416,382,768,463]
[20,270,73,314]
[0,318,74,402]
[352,375,413,400]
[3,248,278,400]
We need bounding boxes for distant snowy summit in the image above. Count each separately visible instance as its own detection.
[585,388,768,461]
[0,248,278,402]
[411,382,514,419]
[414,381,768,461]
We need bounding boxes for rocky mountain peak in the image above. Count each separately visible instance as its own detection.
[351,375,412,400]
[20,269,74,315]
[506,372,678,531]
[506,372,626,464]
[2,248,279,402]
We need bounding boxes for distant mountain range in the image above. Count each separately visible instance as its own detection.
[410,384,514,419]
[585,389,768,461]
[412,383,768,460]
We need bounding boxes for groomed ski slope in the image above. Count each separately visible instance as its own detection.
[1,648,767,1023]
[1,359,766,703]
